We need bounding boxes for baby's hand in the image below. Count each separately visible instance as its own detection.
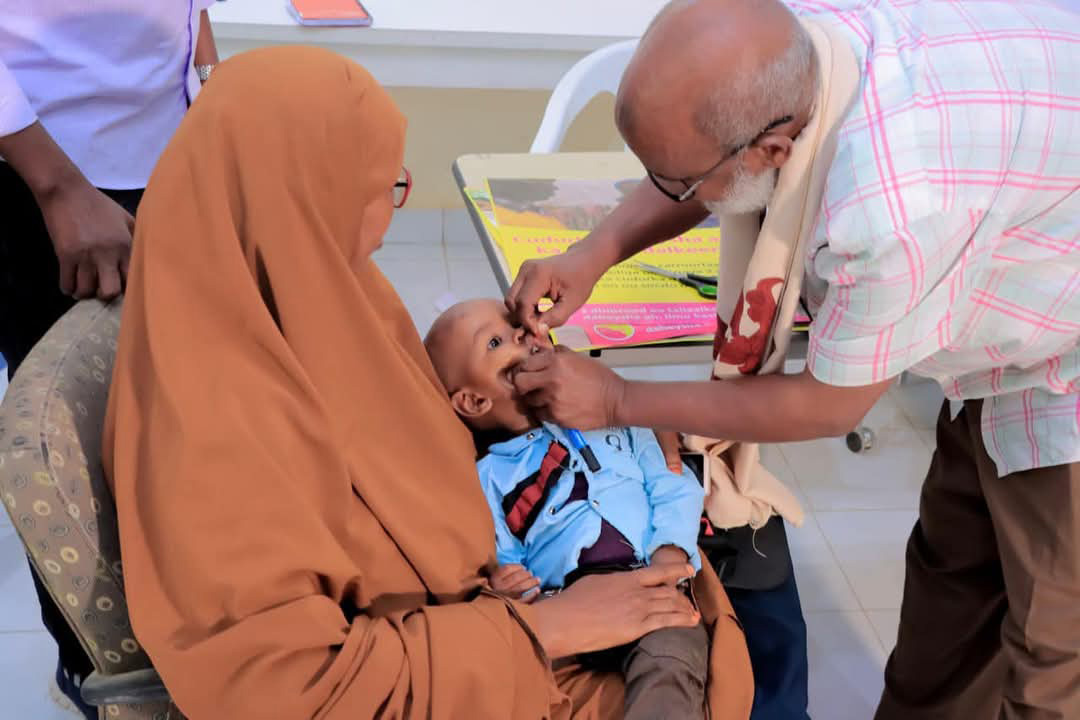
[655,431,684,473]
[650,546,692,586]
[491,564,541,603]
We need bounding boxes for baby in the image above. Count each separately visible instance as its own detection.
[425,298,709,719]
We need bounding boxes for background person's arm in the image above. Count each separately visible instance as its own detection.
[194,9,219,71]
[0,62,133,300]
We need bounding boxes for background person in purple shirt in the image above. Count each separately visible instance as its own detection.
[0,3,218,716]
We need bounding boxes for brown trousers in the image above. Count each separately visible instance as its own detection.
[555,622,710,720]
[552,557,753,720]
[876,400,1080,720]
[621,622,709,720]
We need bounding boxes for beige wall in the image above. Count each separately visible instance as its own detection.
[386,87,624,209]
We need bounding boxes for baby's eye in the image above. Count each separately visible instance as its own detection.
[488,336,503,350]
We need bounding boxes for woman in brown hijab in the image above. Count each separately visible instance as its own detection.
[103,46,752,719]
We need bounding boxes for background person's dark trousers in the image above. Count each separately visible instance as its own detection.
[728,556,812,719]
[0,161,142,720]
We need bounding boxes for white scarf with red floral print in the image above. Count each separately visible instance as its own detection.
[683,19,860,530]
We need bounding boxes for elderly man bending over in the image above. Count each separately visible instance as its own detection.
[507,1,1080,719]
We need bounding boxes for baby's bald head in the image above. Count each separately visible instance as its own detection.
[424,299,540,434]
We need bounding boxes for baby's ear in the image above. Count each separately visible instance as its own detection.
[451,388,493,419]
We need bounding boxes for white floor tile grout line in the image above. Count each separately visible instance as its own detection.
[860,605,906,612]
[803,505,920,515]
[890,391,923,431]
[804,504,921,512]
[814,508,916,516]
[811,509,908,653]
[773,442,818,512]
[890,378,948,431]
[771,443,890,646]
[913,425,938,454]
[440,238,452,281]
[777,429,927,512]
[782,427,892,647]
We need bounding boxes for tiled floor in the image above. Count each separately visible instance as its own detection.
[0,209,946,719]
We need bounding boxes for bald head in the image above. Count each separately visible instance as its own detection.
[424,299,538,434]
[424,300,478,393]
[618,0,817,177]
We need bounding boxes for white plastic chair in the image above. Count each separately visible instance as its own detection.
[530,39,639,153]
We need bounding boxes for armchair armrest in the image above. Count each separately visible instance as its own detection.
[80,668,170,706]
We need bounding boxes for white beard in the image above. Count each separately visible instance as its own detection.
[704,164,778,216]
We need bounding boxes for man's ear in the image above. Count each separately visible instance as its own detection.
[451,388,494,419]
[748,133,794,171]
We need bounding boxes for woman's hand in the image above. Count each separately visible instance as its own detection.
[512,346,628,430]
[492,564,541,603]
[528,562,700,659]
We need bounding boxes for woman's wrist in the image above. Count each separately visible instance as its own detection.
[527,598,572,660]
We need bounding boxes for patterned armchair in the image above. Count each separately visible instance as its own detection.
[0,300,180,720]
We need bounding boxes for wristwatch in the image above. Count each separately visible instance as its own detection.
[196,64,215,83]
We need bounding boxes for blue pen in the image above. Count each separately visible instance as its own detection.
[532,334,602,472]
[566,428,602,473]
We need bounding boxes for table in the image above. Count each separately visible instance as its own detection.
[452,151,813,368]
[209,0,669,90]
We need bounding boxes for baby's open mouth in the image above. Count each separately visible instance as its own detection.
[505,363,524,387]
[505,345,543,388]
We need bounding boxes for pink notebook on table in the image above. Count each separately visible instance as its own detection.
[288,0,373,26]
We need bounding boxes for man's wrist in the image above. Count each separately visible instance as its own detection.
[605,374,631,428]
[610,377,639,428]
[611,380,688,435]
[569,227,622,278]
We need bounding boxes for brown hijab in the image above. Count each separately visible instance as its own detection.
[103,46,566,719]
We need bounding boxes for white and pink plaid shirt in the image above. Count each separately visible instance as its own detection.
[790,0,1080,475]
